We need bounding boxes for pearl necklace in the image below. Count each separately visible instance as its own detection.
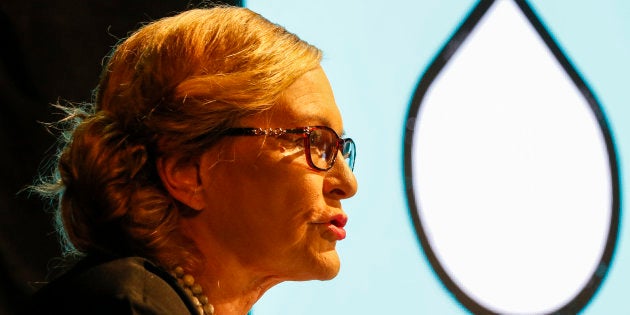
[172,266,215,315]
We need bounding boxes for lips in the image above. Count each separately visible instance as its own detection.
[326,213,348,240]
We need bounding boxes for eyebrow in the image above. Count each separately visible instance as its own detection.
[294,113,330,125]
[292,114,345,136]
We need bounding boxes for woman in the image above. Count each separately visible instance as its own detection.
[27,6,357,315]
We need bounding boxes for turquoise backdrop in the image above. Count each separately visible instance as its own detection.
[245,1,629,314]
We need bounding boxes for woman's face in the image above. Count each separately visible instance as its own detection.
[195,66,358,281]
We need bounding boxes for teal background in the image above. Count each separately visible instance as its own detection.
[245,1,629,314]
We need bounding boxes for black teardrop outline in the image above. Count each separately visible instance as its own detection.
[402,1,621,314]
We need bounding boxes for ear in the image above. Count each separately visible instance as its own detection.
[157,155,205,211]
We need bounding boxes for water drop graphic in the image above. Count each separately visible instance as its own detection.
[404,1,620,314]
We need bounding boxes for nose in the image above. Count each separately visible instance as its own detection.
[323,155,358,199]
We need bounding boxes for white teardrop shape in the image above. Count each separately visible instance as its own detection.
[410,1,614,314]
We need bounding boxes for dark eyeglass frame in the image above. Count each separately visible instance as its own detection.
[224,126,355,171]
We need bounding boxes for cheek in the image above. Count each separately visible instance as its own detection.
[279,173,325,211]
[244,173,325,242]
[202,146,327,235]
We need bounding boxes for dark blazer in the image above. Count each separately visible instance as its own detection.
[23,255,198,315]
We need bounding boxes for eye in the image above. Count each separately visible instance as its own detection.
[310,131,323,145]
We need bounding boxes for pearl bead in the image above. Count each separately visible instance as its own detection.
[192,283,203,295]
[191,296,201,306]
[172,266,214,315]
[198,295,209,304]
[203,303,215,315]
[183,274,195,287]
[174,266,185,277]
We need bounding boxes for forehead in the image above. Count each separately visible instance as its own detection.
[245,67,344,133]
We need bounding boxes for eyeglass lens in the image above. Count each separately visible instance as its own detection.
[308,128,355,170]
[342,139,356,170]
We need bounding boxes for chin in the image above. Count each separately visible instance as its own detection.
[312,251,341,281]
[319,267,340,281]
[289,251,342,281]
[287,245,343,281]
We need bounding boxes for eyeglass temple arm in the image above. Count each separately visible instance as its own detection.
[224,128,309,136]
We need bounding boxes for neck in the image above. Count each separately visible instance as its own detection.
[197,262,280,315]
[182,220,285,315]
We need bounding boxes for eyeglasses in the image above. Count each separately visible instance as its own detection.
[225,126,355,171]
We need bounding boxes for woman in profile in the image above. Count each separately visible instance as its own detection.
[27,6,357,315]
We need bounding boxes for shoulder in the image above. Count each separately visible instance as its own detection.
[24,256,194,315]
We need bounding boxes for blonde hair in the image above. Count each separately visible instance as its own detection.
[38,6,322,270]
